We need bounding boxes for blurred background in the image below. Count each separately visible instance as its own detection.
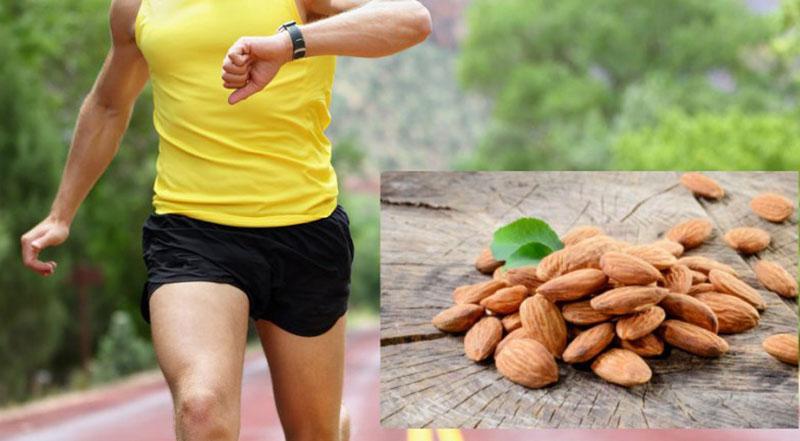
[0,0,798,438]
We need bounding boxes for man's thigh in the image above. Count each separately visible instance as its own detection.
[255,316,346,438]
[149,281,250,392]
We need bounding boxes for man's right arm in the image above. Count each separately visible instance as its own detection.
[21,0,149,276]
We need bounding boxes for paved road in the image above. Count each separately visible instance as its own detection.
[0,327,797,440]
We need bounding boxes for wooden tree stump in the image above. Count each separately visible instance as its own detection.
[380,171,798,429]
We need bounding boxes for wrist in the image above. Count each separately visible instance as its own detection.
[47,209,73,228]
[275,31,294,64]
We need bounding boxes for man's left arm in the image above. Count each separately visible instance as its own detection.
[222,0,431,104]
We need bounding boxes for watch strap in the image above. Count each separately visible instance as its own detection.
[278,20,306,60]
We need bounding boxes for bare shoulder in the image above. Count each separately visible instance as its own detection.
[109,0,143,44]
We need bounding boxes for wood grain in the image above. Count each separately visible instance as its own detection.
[380,171,798,428]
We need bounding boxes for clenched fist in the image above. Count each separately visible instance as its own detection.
[222,34,293,105]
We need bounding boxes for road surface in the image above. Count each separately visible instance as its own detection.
[0,327,797,440]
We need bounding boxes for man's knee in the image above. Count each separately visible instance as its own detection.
[175,386,236,438]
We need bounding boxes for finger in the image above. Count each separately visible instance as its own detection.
[222,71,248,84]
[227,49,251,67]
[222,58,249,75]
[21,239,52,275]
[228,80,264,105]
[223,81,246,89]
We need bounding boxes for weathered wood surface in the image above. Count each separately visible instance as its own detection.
[380,171,798,429]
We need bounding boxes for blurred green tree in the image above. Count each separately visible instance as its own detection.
[91,311,156,384]
[458,0,795,170]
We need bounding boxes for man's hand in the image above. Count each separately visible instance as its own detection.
[21,217,70,276]
[223,33,293,105]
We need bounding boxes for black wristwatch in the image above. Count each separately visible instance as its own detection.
[277,20,306,60]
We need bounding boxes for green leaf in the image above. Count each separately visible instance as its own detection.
[504,242,554,269]
[490,217,563,261]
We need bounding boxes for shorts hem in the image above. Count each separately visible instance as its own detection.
[256,307,348,337]
[140,277,251,324]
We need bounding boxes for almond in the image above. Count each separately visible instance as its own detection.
[659,293,718,333]
[480,285,529,314]
[495,338,559,388]
[754,260,797,298]
[475,248,504,274]
[664,264,693,294]
[691,270,708,284]
[464,316,503,361]
[562,322,615,364]
[504,266,544,291]
[623,244,677,270]
[680,173,725,199]
[501,312,522,332]
[651,239,684,257]
[762,333,798,366]
[492,266,505,281]
[708,269,766,311]
[665,218,713,249]
[694,292,759,334]
[591,348,652,387]
[519,294,568,358]
[677,256,738,276]
[688,283,715,295]
[535,268,607,302]
[453,279,509,304]
[751,192,795,223]
[723,227,771,254]
[620,333,665,357]
[536,248,568,281]
[538,235,620,280]
[590,286,669,315]
[561,300,613,325]
[494,327,529,357]
[616,306,666,340]
[562,225,604,247]
[600,251,664,285]
[659,320,729,357]
[432,304,485,333]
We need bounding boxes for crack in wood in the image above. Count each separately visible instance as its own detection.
[619,183,680,223]
[380,332,446,346]
[380,198,455,211]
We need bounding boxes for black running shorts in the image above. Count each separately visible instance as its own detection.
[140,205,353,337]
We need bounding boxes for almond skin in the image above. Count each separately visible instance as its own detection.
[561,300,613,325]
[616,306,666,340]
[562,322,615,364]
[666,218,713,250]
[620,333,665,357]
[495,338,559,388]
[453,279,509,304]
[464,316,503,361]
[762,333,798,366]
[651,239,684,257]
[659,293,719,333]
[480,285,529,314]
[754,260,797,298]
[519,294,568,358]
[562,225,604,247]
[475,248,504,274]
[659,320,729,357]
[664,264,693,294]
[501,312,522,332]
[751,192,795,223]
[694,292,759,334]
[536,268,607,302]
[723,227,771,254]
[590,286,669,315]
[504,266,544,291]
[680,173,725,199]
[708,269,766,311]
[591,348,652,387]
[690,270,708,284]
[677,256,738,276]
[688,283,715,295]
[432,304,486,333]
[623,244,677,270]
[600,251,664,285]
[538,235,621,280]
[494,327,529,357]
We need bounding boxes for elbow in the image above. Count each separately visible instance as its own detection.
[407,2,432,45]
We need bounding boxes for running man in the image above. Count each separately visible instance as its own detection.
[20,1,431,440]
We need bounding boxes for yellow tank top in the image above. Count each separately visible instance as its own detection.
[135,0,338,227]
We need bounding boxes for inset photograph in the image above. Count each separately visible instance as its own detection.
[380,171,798,429]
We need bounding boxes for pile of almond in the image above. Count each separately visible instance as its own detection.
[432,174,798,389]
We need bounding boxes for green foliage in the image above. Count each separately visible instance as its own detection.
[91,311,156,384]
[339,193,380,313]
[491,218,562,268]
[459,0,793,170]
[612,110,800,170]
